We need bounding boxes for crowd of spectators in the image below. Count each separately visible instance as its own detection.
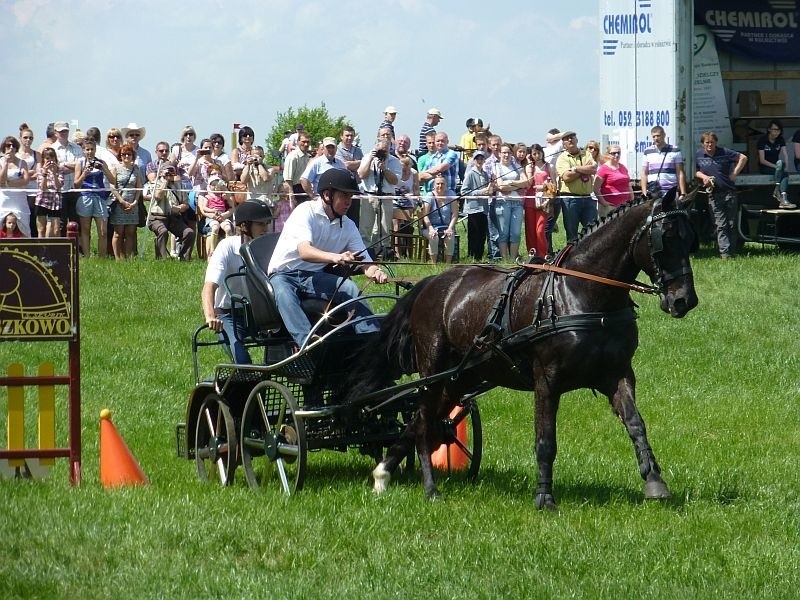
[2,110,797,263]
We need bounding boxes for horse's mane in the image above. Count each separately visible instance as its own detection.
[571,195,650,247]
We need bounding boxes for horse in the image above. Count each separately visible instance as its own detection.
[343,189,698,508]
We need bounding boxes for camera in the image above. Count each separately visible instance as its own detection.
[198,149,211,156]
[375,149,387,161]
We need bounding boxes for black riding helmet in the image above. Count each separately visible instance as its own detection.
[318,168,360,195]
[318,169,359,223]
[233,199,273,226]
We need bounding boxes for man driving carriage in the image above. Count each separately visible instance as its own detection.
[201,200,273,363]
[267,168,389,348]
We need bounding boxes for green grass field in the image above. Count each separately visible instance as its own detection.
[1,230,799,599]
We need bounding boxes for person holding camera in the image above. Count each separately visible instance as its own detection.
[357,137,401,256]
[35,147,64,238]
[74,139,115,257]
[147,163,195,259]
[241,145,280,204]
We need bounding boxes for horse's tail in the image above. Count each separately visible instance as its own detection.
[341,276,435,404]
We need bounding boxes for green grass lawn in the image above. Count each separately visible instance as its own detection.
[1,230,799,599]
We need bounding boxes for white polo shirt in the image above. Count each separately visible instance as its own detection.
[267,200,372,274]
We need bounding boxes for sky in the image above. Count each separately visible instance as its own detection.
[0,0,599,153]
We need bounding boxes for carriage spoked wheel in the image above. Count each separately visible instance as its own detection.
[195,394,238,486]
[436,398,483,480]
[240,380,307,494]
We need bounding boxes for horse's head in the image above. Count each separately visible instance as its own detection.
[631,188,699,318]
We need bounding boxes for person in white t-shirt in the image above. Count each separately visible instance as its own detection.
[201,200,273,363]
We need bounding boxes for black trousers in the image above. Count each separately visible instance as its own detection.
[467,212,488,261]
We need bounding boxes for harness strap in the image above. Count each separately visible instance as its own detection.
[519,262,660,295]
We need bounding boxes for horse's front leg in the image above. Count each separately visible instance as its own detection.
[533,387,560,510]
[373,412,419,494]
[607,369,671,500]
[416,400,442,500]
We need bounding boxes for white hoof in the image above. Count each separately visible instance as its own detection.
[372,463,391,494]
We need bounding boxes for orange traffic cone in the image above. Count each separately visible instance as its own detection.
[99,409,149,487]
[431,406,469,471]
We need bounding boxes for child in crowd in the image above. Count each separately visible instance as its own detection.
[1,212,24,238]
[199,175,233,256]
[272,183,292,233]
[36,147,64,237]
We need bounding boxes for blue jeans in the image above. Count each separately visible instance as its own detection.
[760,159,788,194]
[494,198,523,244]
[269,270,380,347]
[561,196,597,241]
[219,311,252,364]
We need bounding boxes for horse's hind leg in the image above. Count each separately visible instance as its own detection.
[608,371,671,500]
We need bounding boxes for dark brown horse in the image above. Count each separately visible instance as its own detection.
[349,193,697,508]
[344,190,698,508]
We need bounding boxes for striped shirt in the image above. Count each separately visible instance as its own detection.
[642,144,684,192]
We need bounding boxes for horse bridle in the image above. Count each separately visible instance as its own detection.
[629,206,695,293]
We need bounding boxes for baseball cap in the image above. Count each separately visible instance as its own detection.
[322,136,337,147]
[54,121,70,132]
[427,108,443,118]
[384,105,398,114]
[296,124,304,130]
[558,131,577,140]
[318,169,360,195]
[473,150,487,159]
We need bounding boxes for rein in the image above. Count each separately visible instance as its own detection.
[518,262,660,295]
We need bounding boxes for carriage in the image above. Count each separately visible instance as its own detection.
[177,189,698,506]
[175,232,483,495]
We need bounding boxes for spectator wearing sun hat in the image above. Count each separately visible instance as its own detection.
[122,123,152,177]
[418,108,443,155]
[300,137,348,197]
[379,106,398,138]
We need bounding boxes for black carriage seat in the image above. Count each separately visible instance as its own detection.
[239,233,284,333]
[239,233,351,339]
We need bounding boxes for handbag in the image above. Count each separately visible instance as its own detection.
[109,166,136,216]
[645,149,669,199]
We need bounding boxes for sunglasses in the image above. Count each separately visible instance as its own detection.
[128,133,141,138]
[610,151,621,156]
[108,135,121,139]
[242,133,253,138]
[184,132,195,137]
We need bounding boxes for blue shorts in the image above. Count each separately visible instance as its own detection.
[76,193,109,219]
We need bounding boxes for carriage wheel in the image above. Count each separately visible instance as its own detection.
[240,380,306,495]
[435,398,483,480]
[195,394,238,486]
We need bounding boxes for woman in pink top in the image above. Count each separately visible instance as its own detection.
[593,144,634,218]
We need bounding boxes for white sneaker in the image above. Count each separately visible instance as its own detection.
[779,193,797,210]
